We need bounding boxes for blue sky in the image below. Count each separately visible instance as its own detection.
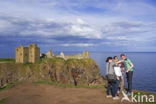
[0,0,156,57]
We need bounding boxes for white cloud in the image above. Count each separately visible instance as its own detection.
[69,19,102,39]
[61,43,95,47]
[0,15,102,39]
[106,36,129,41]
[0,20,13,32]
[76,18,85,24]
[0,0,156,50]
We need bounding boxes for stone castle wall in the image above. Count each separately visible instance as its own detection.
[16,44,40,63]
[41,50,90,60]
[46,50,53,58]
[28,44,40,63]
[16,44,29,63]
[16,44,90,63]
[58,51,90,60]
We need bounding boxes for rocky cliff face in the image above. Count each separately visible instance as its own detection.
[0,58,104,87]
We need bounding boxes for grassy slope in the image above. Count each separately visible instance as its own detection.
[33,81,104,89]
[0,58,15,63]
[0,99,7,104]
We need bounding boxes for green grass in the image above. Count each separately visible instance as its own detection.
[0,83,15,91]
[0,81,103,91]
[65,58,95,66]
[0,81,21,91]
[33,81,104,89]
[39,58,93,65]
[38,58,65,64]
[0,98,7,104]
[0,58,15,63]
[23,62,33,65]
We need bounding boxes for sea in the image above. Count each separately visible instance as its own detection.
[62,52,156,93]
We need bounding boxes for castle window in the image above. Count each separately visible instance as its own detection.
[20,53,22,56]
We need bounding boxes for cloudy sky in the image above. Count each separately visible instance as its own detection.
[0,0,156,57]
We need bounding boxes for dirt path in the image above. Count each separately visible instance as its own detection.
[0,83,143,104]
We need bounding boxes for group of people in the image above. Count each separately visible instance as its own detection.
[105,54,134,100]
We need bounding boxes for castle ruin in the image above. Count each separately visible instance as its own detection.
[16,44,90,63]
[16,44,40,63]
[46,50,53,58]
[58,51,90,60]
[41,50,90,60]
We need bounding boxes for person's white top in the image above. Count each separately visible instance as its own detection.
[114,66,122,76]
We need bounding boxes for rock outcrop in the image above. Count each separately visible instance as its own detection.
[0,58,104,87]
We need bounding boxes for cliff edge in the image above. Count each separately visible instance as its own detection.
[0,58,104,87]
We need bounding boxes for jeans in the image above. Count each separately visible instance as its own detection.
[126,71,133,93]
[107,81,116,97]
[115,76,121,96]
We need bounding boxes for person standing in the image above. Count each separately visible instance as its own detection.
[105,57,119,100]
[120,54,134,96]
[113,56,125,96]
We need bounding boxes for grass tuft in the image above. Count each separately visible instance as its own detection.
[38,58,65,64]
[0,58,15,63]
[0,81,21,91]
[33,81,104,89]
[0,98,7,104]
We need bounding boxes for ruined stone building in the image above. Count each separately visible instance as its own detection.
[40,50,54,58]
[16,44,40,63]
[58,51,90,60]
[46,50,53,58]
[40,50,90,60]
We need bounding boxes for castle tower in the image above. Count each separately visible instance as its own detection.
[86,51,90,58]
[16,44,29,63]
[28,44,40,63]
[15,44,40,63]
[83,51,90,58]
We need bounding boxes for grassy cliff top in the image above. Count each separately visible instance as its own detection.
[0,57,96,65]
[0,58,15,63]
[38,57,97,65]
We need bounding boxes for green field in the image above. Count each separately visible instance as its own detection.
[0,58,15,63]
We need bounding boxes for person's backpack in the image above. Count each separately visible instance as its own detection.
[106,63,117,82]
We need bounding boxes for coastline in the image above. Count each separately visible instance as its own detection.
[0,57,155,104]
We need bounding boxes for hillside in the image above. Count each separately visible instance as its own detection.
[0,58,104,87]
[0,58,155,104]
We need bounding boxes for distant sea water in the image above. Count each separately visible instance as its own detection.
[91,52,156,93]
[62,52,156,93]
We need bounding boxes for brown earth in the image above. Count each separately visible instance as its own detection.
[0,82,143,104]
